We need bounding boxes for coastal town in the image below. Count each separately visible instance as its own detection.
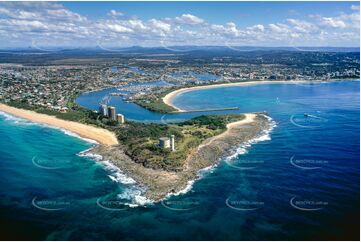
[0,49,359,113]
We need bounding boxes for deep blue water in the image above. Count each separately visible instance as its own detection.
[0,80,359,240]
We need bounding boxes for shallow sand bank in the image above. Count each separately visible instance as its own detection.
[163,80,323,112]
[0,103,118,146]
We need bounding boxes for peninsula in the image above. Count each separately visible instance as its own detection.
[0,101,269,201]
[91,112,270,201]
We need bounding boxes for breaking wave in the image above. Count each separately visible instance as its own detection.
[0,111,97,144]
[78,147,153,207]
[164,114,277,200]
[0,111,36,126]
[225,114,277,162]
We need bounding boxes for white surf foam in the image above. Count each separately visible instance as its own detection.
[164,163,219,200]
[164,114,277,200]
[78,147,154,207]
[57,128,98,144]
[225,114,277,162]
[1,110,150,207]
[0,111,98,144]
[167,179,195,198]
[117,188,154,207]
[0,111,36,126]
[78,148,136,185]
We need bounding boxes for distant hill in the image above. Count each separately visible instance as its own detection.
[0,45,359,65]
[1,46,359,54]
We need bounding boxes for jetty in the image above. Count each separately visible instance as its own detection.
[178,107,240,113]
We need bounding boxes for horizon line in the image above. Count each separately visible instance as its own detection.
[0,45,359,50]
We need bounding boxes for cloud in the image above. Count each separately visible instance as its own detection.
[148,19,171,33]
[339,13,360,28]
[108,10,123,17]
[175,14,204,25]
[211,22,241,37]
[268,23,289,33]
[351,5,360,11]
[0,19,48,31]
[247,24,265,32]
[287,19,318,33]
[0,2,359,48]
[321,17,346,28]
[127,19,146,30]
[47,9,87,22]
[106,24,133,33]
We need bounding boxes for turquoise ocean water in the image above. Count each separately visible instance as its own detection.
[0,80,359,240]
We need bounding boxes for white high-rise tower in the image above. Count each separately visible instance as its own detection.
[171,135,175,152]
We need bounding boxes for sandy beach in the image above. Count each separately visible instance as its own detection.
[197,113,256,151]
[163,80,323,112]
[0,103,119,146]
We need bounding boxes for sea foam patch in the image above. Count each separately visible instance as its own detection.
[0,111,36,126]
[225,114,277,163]
[0,111,98,144]
[163,114,277,201]
[164,161,220,201]
[78,149,135,184]
[78,147,153,207]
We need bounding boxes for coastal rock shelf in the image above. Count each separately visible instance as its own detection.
[90,113,270,201]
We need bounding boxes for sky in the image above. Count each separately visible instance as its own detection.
[0,1,359,48]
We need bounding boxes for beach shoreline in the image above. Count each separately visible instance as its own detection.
[196,113,256,151]
[0,103,119,146]
[163,79,326,112]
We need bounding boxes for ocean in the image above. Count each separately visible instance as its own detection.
[0,80,359,240]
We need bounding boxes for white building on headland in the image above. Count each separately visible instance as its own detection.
[159,137,170,149]
[158,135,176,151]
[171,135,175,151]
